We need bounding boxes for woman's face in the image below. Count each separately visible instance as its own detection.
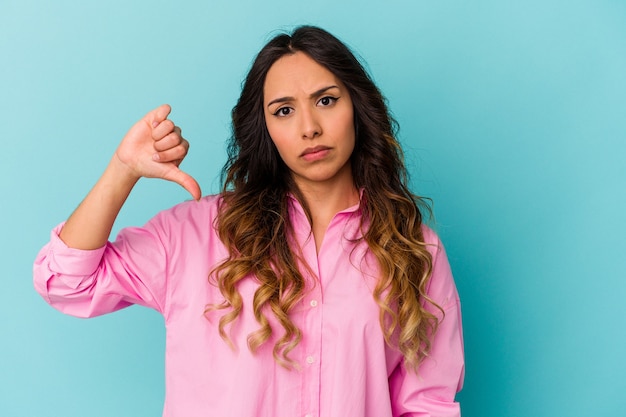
[263,51,355,191]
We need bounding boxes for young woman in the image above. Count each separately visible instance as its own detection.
[34,26,464,417]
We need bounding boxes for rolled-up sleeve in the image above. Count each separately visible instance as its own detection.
[388,230,465,416]
[33,219,169,318]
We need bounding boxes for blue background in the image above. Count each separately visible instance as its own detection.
[2,1,625,416]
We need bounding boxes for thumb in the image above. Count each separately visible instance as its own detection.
[164,167,202,201]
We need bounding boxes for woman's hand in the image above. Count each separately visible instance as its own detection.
[59,105,201,249]
[114,104,201,201]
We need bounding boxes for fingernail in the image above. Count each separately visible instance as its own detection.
[152,121,159,128]
[152,153,160,161]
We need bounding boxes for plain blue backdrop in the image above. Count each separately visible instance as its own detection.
[2,0,625,416]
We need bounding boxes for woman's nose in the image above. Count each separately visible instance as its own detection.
[300,107,321,139]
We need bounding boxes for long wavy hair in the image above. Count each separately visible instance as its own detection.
[207,26,441,371]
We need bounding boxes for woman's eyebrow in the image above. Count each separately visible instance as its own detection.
[267,85,340,108]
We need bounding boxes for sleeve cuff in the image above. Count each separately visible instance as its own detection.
[45,223,107,286]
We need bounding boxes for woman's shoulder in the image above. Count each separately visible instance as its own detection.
[420,224,459,306]
[149,193,224,228]
[420,223,443,248]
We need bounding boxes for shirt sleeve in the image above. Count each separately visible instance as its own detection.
[33,214,171,318]
[388,229,465,417]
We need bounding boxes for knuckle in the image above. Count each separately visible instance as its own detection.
[166,132,182,144]
[163,119,175,131]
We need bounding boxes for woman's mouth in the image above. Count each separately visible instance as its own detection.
[301,146,331,162]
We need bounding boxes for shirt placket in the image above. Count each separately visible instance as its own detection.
[298,232,323,417]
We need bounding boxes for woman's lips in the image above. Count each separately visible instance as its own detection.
[301,146,331,161]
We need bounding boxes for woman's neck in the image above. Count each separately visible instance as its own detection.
[294,177,360,253]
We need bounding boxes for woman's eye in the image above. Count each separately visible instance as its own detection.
[274,107,292,117]
[318,96,338,107]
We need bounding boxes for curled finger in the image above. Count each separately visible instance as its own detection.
[153,140,190,163]
[152,119,175,140]
[153,127,185,152]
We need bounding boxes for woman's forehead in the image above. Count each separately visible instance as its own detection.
[263,52,343,101]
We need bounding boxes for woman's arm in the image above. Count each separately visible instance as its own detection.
[34,104,202,316]
[59,104,201,250]
[388,230,465,416]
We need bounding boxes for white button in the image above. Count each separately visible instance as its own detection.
[310,300,318,307]
[306,356,315,364]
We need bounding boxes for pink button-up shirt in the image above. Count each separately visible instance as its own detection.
[34,194,464,417]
